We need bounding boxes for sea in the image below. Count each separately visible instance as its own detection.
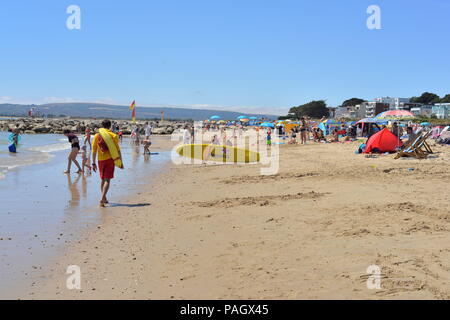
[0,131,172,298]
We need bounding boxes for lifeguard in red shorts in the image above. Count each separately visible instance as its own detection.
[92,119,124,207]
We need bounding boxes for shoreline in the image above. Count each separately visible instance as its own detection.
[0,135,177,299]
[10,139,450,299]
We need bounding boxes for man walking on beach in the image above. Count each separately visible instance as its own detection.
[92,119,124,207]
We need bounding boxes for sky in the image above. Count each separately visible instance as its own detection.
[0,0,449,115]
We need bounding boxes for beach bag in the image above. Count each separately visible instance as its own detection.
[357,143,366,154]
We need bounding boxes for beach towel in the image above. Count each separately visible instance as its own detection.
[438,131,450,145]
[98,128,123,168]
[432,127,443,139]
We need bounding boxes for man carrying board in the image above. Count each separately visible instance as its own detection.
[92,119,124,207]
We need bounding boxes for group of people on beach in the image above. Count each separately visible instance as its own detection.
[131,122,153,154]
[62,120,157,206]
[196,116,439,149]
[63,120,125,207]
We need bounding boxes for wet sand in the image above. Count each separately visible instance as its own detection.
[0,135,174,299]
[7,137,450,300]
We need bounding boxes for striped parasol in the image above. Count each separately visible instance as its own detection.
[376,110,415,119]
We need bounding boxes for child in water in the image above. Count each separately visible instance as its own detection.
[142,139,152,155]
[81,145,91,174]
[8,130,20,153]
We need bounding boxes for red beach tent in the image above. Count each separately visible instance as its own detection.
[364,128,403,154]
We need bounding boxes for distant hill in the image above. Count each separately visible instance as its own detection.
[0,103,277,121]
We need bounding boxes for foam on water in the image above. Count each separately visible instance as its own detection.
[27,142,70,153]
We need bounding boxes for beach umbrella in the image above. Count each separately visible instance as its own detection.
[249,116,258,120]
[276,120,292,125]
[421,122,431,126]
[376,110,415,119]
[240,118,250,122]
[356,118,380,124]
[260,122,275,128]
[210,115,221,120]
[237,116,248,120]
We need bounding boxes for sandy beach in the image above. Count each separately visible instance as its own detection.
[10,136,450,300]
[3,0,450,306]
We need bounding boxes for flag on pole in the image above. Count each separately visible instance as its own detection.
[129,100,136,123]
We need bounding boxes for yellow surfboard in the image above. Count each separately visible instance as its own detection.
[99,128,123,168]
[176,144,260,163]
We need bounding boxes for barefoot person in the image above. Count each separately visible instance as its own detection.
[63,130,83,174]
[144,122,152,140]
[142,139,151,155]
[81,145,91,174]
[92,119,124,207]
[300,117,308,144]
[83,128,92,150]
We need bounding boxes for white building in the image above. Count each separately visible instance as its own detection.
[432,103,450,119]
[334,106,352,118]
[374,97,410,110]
[410,105,434,117]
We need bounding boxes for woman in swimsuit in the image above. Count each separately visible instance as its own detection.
[300,117,308,144]
[63,129,83,174]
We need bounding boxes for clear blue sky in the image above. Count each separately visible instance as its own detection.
[0,0,449,115]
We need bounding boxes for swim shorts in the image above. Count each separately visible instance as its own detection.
[98,158,115,179]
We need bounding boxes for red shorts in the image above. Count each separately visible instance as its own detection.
[98,159,115,180]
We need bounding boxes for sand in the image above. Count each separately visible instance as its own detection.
[13,137,450,300]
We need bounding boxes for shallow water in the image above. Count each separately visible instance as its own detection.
[0,132,70,179]
[0,133,171,297]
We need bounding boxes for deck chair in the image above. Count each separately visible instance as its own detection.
[395,130,433,159]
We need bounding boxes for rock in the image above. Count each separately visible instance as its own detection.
[164,126,174,134]
[33,126,51,133]
[152,127,166,135]
[1,117,193,135]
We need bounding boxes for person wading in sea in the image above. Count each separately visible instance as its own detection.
[92,119,124,207]
[63,130,83,174]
